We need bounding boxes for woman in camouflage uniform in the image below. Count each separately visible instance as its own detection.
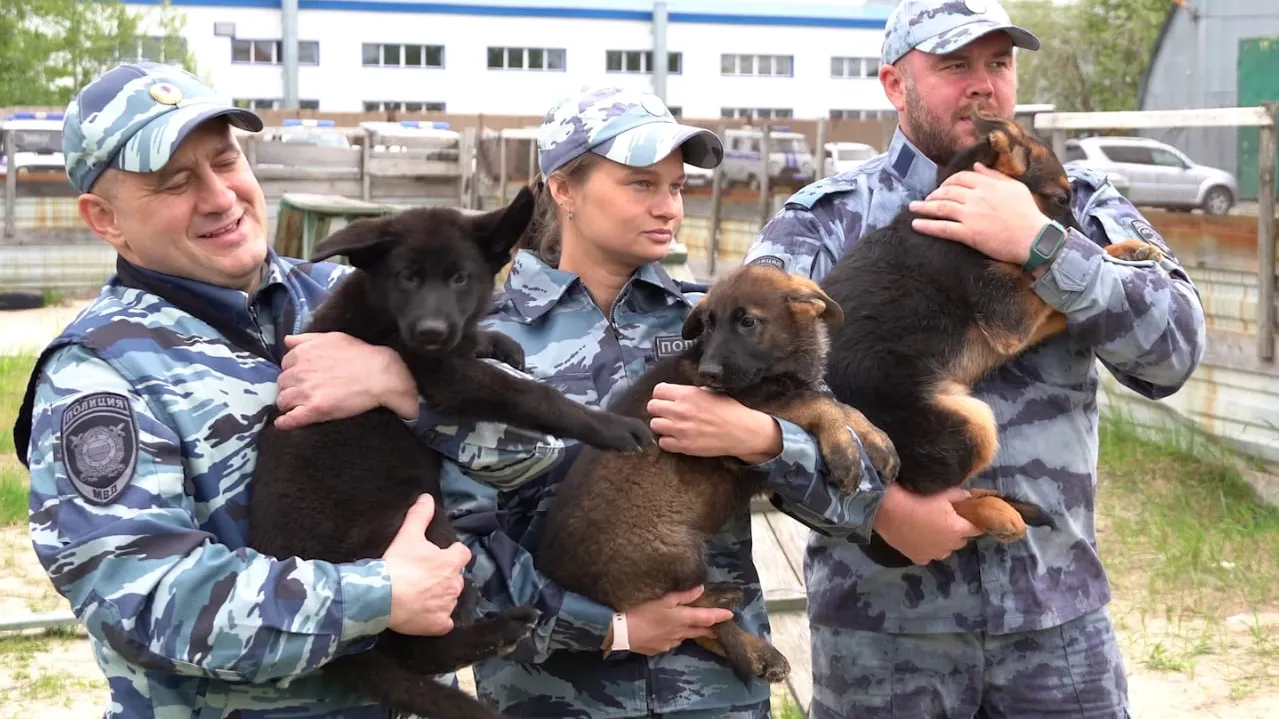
[441,86,888,719]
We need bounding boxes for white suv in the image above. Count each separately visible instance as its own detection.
[1063,136,1237,215]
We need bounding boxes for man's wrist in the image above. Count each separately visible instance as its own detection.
[1022,218,1067,273]
[736,411,782,465]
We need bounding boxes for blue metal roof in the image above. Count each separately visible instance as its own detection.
[132,0,894,28]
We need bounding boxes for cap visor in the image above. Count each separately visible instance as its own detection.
[916,21,1041,57]
[115,103,265,174]
[592,122,724,171]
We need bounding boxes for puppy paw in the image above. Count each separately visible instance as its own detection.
[753,645,791,683]
[590,415,655,453]
[1105,239,1165,264]
[490,607,539,657]
[475,331,526,371]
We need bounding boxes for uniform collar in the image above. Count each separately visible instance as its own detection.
[121,248,289,312]
[502,249,692,323]
[886,127,942,199]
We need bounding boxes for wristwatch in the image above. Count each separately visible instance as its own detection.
[1023,220,1067,272]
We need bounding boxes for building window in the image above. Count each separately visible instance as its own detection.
[721,107,793,120]
[830,56,879,79]
[721,54,793,77]
[830,109,895,120]
[231,39,319,65]
[120,35,188,65]
[363,100,447,112]
[605,50,682,74]
[233,98,320,110]
[488,47,566,71]
[362,43,445,68]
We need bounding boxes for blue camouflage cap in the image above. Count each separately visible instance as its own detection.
[63,62,264,194]
[881,0,1041,66]
[537,86,723,178]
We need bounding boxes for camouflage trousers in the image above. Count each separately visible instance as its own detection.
[809,606,1130,719]
[652,701,769,718]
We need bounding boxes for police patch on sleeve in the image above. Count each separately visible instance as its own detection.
[1128,219,1163,244]
[749,255,786,271]
[60,392,138,505]
[653,335,694,360]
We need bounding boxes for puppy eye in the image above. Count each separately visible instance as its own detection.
[739,315,757,329]
[397,267,419,284]
[450,271,469,286]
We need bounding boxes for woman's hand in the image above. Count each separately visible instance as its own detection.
[602,585,735,656]
[646,383,783,464]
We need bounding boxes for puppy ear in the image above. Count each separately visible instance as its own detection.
[681,300,709,340]
[471,184,537,272]
[312,216,393,269]
[786,283,844,325]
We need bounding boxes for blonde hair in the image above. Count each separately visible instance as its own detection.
[519,152,603,268]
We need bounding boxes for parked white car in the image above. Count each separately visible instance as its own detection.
[1062,136,1237,215]
[823,141,877,177]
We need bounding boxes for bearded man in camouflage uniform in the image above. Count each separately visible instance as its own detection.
[743,1,1207,717]
[13,62,564,718]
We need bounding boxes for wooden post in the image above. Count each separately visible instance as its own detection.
[498,134,508,204]
[1051,129,1066,163]
[470,114,485,210]
[4,128,15,242]
[814,117,828,179]
[457,129,470,207]
[758,122,772,230]
[360,127,372,202]
[707,122,727,278]
[1258,102,1277,362]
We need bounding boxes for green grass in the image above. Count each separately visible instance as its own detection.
[1,354,36,527]
[1095,409,1279,688]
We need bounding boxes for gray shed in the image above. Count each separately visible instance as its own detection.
[1137,2,1279,200]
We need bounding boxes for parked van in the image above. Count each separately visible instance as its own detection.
[720,126,816,189]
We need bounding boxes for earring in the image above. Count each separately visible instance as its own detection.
[567,210,575,221]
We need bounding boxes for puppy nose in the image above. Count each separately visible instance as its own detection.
[698,362,724,383]
[413,319,449,346]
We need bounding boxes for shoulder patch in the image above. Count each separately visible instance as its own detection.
[749,255,786,271]
[653,334,694,360]
[1127,218,1163,244]
[60,392,138,505]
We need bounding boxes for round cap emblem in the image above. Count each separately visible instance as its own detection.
[150,82,183,105]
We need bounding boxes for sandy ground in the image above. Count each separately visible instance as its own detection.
[2,303,1277,717]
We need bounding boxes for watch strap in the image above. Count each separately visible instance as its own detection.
[1024,220,1067,272]
[609,612,629,654]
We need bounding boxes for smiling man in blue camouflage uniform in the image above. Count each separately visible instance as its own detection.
[743,1,1207,717]
[12,62,564,718]
[438,85,888,718]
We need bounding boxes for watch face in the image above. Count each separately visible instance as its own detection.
[1034,223,1065,254]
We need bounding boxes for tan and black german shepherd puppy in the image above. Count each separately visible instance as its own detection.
[819,108,1167,568]
[536,264,900,685]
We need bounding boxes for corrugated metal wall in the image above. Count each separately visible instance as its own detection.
[1139,3,1279,198]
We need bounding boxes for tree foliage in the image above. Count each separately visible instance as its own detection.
[0,0,197,107]
[1008,0,1173,112]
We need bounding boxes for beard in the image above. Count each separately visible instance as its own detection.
[903,88,1003,168]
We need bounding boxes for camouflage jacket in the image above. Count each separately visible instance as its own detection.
[744,128,1207,637]
[14,249,564,718]
[440,249,886,718]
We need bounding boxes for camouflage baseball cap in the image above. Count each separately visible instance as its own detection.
[63,62,264,194]
[537,86,723,178]
[881,0,1041,66]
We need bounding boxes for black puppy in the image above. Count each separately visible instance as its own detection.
[247,187,653,719]
[819,111,1165,568]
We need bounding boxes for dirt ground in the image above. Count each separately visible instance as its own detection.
[0,525,1275,718]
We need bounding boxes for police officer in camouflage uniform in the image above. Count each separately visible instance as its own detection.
[13,62,565,718]
[742,1,1208,717]
[438,86,887,718]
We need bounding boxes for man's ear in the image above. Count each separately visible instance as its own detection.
[77,193,127,254]
[471,185,536,272]
[312,216,394,269]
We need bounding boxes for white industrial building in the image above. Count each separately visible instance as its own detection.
[121,0,900,120]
